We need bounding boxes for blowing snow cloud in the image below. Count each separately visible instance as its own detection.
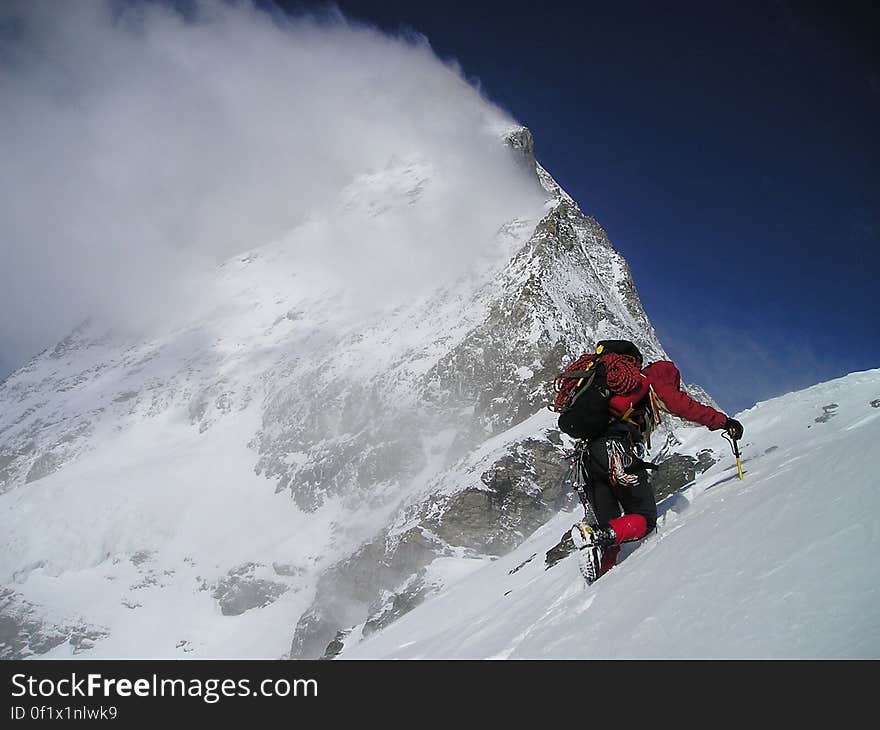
[0,0,544,372]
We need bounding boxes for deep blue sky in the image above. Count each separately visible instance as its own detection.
[1,1,876,417]
[277,0,878,414]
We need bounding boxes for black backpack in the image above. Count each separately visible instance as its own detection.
[550,340,644,440]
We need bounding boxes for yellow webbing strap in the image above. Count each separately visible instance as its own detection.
[648,385,663,424]
[576,357,596,388]
[619,405,638,426]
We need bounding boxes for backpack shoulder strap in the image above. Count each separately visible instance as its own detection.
[564,369,598,410]
[557,370,595,379]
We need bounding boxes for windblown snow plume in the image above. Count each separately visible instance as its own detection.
[0,0,541,367]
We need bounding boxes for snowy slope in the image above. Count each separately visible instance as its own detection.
[340,370,880,659]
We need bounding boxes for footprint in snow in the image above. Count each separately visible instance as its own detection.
[814,403,839,423]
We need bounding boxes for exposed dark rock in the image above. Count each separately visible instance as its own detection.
[546,429,563,446]
[504,127,539,182]
[0,587,107,659]
[652,449,717,501]
[272,562,306,577]
[254,397,426,512]
[0,450,16,492]
[213,564,288,616]
[0,451,15,474]
[130,575,159,590]
[130,550,155,567]
[544,530,576,569]
[422,439,575,555]
[290,436,573,657]
[321,630,349,660]
[509,553,537,575]
[815,403,839,423]
[289,527,442,659]
[291,609,343,661]
[70,627,110,655]
[362,573,435,638]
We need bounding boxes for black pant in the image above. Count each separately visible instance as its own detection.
[584,437,657,533]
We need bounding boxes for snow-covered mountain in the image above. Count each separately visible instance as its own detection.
[338,369,880,659]
[3,3,874,663]
[1,121,709,659]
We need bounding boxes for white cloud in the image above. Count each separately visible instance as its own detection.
[0,0,543,368]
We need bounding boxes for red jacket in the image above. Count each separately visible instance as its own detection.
[641,361,728,430]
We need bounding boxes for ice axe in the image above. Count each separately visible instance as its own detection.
[722,430,744,480]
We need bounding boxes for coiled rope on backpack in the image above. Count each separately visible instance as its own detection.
[602,353,642,395]
[549,353,595,413]
[549,351,643,414]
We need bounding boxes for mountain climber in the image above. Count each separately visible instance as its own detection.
[553,340,744,582]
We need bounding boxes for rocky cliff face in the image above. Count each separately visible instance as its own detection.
[0,127,715,660]
[287,129,700,658]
